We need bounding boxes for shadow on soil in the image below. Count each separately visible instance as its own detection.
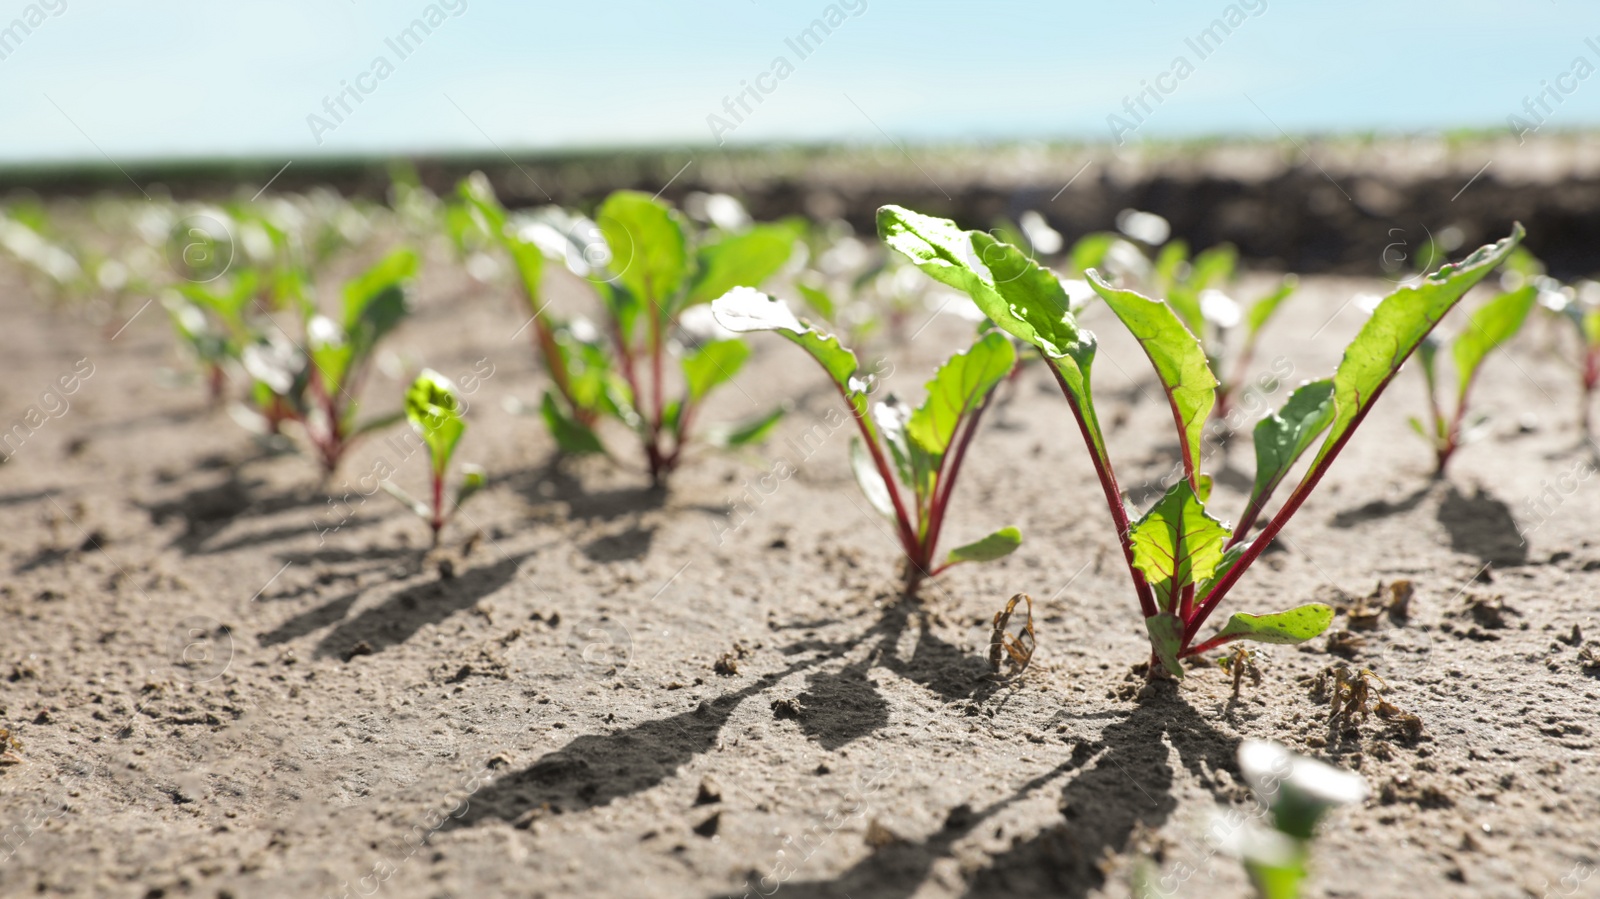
[142,469,344,554]
[257,553,530,656]
[1329,482,1436,529]
[719,691,1234,899]
[449,600,1005,829]
[1437,485,1528,567]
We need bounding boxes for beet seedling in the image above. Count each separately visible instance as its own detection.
[1525,257,1600,441]
[712,287,1022,599]
[458,177,794,486]
[163,270,260,404]
[1233,740,1368,899]
[383,370,485,548]
[877,204,1521,677]
[1408,282,1537,473]
[297,248,419,474]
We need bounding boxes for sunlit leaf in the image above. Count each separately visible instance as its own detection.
[711,288,860,392]
[1311,225,1523,469]
[1209,604,1335,646]
[598,190,688,308]
[906,330,1015,457]
[1129,480,1232,611]
[850,436,895,519]
[1248,379,1335,517]
[946,526,1022,564]
[1089,271,1218,481]
[405,369,465,476]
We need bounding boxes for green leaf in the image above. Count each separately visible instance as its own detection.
[1129,480,1232,612]
[457,174,544,304]
[1452,284,1537,402]
[1196,543,1246,602]
[685,223,799,308]
[597,190,688,308]
[454,464,487,511]
[405,369,466,477]
[850,436,895,519]
[341,248,418,355]
[710,405,786,447]
[540,391,605,455]
[1088,271,1218,482]
[1145,612,1185,679]
[681,338,751,402]
[877,205,1086,361]
[1210,604,1335,646]
[711,288,861,393]
[1311,225,1523,470]
[946,526,1022,564]
[906,330,1015,456]
[1248,380,1335,516]
[1246,275,1300,337]
[877,206,1109,471]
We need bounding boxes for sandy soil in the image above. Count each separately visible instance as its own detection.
[0,232,1597,899]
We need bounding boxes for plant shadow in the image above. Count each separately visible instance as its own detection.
[503,454,666,524]
[448,600,1003,828]
[1438,485,1528,567]
[717,690,1236,899]
[1329,481,1436,528]
[311,553,529,660]
[256,553,529,656]
[142,470,336,554]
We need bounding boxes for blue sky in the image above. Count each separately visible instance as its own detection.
[0,0,1595,163]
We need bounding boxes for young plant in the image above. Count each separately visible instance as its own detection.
[458,177,795,486]
[383,370,485,548]
[876,204,1521,676]
[297,247,419,474]
[1522,253,1600,442]
[711,287,1022,599]
[1409,283,1537,473]
[1232,740,1368,899]
[162,270,260,403]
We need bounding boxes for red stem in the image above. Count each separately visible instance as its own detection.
[1185,380,1393,647]
[1044,357,1157,619]
[430,470,445,548]
[923,391,995,566]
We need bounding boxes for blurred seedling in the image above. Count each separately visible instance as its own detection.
[1515,250,1600,443]
[988,593,1037,679]
[878,205,1522,680]
[383,370,485,550]
[713,288,1022,599]
[458,177,795,486]
[1409,278,1537,473]
[295,248,419,474]
[1232,740,1368,899]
